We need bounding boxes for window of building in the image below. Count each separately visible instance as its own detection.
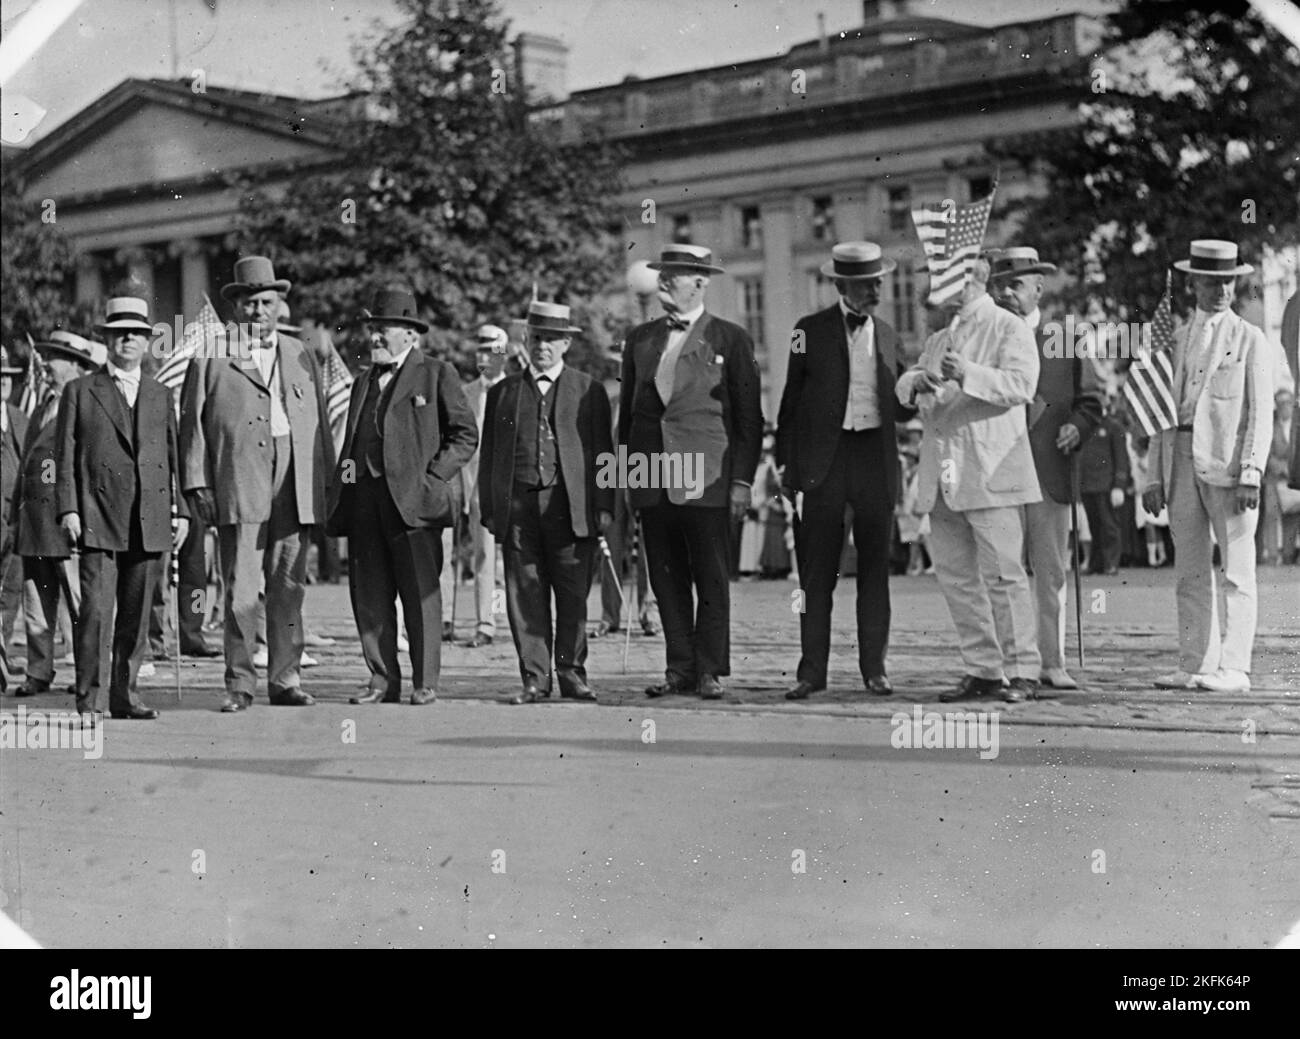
[887,186,911,231]
[738,276,764,349]
[811,196,835,241]
[740,205,763,250]
[671,214,692,244]
[890,261,916,335]
[968,174,993,201]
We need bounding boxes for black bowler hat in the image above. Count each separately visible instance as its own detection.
[360,286,429,333]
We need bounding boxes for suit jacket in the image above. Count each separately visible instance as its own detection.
[1078,415,1130,494]
[456,373,502,510]
[775,305,915,502]
[326,349,478,534]
[55,369,187,553]
[1,403,27,537]
[897,294,1042,513]
[179,333,334,525]
[618,311,763,509]
[13,393,67,558]
[479,366,613,540]
[1146,308,1274,493]
[1028,320,1104,504]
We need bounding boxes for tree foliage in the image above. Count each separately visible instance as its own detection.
[233,0,626,372]
[989,0,1300,322]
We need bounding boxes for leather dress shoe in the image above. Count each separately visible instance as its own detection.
[560,681,597,702]
[268,686,315,706]
[466,632,494,648]
[220,690,254,712]
[640,619,659,637]
[939,675,1003,703]
[350,688,400,704]
[1040,667,1078,690]
[645,676,694,698]
[182,643,221,658]
[591,621,616,638]
[16,678,51,697]
[1004,677,1039,703]
[410,687,438,705]
[698,674,724,700]
[110,704,159,720]
[508,680,547,705]
[785,681,823,701]
[865,674,893,696]
[441,622,455,642]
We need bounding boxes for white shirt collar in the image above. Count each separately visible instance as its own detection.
[108,362,141,384]
[530,360,565,384]
[840,298,874,324]
[667,303,705,328]
[252,331,278,351]
[386,341,417,370]
[1025,306,1042,331]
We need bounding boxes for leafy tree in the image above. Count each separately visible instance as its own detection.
[233,0,626,374]
[989,0,1299,324]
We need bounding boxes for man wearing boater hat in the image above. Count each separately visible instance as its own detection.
[180,256,334,711]
[10,332,103,696]
[620,244,763,700]
[1142,240,1273,693]
[777,242,915,700]
[56,297,189,718]
[479,302,611,703]
[990,247,1104,690]
[326,286,477,705]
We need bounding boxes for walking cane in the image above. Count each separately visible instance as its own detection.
[1070,455,1085,671]
[623,514,642,674]
[170,502,182,703]
[449,499,461,640]
[596,535,629,672]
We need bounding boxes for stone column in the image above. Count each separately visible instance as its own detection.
[75,253,102,306]
[120,246,155,304]
[759,196,796,420]
[176,239,210,319]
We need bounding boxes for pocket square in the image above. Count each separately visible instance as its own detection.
[414,394,428,407]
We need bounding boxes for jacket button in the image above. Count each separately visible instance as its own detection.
[259,440,267,447]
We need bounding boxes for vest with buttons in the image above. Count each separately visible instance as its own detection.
[352,370,395,478]
[513,376,560,488]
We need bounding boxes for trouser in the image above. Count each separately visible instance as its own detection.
[21,555,81,686]
[503,482,596,692]
[1081,491,1121,572]
[793,429,893,688]
[640,501,732,683]
[599,489,653,628]
[0,538,23,684]
[74,546,161,713]
[217,435,307,695]
[928,495,1040,681]
[440,493,496,635]
[1168,431,1258,673]
[349,471,444,693]
[1023,497,1071,672]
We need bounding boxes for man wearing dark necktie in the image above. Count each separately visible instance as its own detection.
[619,244,763,700]
[326,286,477,705]
[56,297,188,718]
[777,242,915,700]
[479,301,613,703]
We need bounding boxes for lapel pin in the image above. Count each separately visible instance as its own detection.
[414,393,427,407]
[293,384,303,399]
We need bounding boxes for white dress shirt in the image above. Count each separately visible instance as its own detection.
[249,332,290,437]
[841,300,880,430]
[108,362,141,409]
[656,303,705,404]
[529,359,565,396]
[375,340,418,393]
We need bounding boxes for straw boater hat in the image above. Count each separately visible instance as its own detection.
[1173,239,1253,277]
[476,324,508,351]
[0,346,22,376]
[96,296,154,335]
[524,300,581,336]
[360,285,429,333]
[647,243,725,275]
[988,246,1058,280]
[220,255,291,301]
[34,330,101,367]
[820,241,896,279]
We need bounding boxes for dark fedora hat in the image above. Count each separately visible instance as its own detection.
[648,243,725,274]
[988,246,1058,281]
[360,286,429,333]
[524,300,581,335]
[221,255,291,301]
[820,241,896,280]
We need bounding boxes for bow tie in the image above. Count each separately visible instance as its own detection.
[845,310,869,332]
[665,315,690,332]
[373,361,397,375]
[534,373,553,387]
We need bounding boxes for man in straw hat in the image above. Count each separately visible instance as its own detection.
[326,286,477,706]
[10,332,103,697]
[55,298,189,718]
[777,241,916,700]
[180,256,334,711]
[896,255,1043,703]
[0,346,28,690]
[1142,240,1273,693]
[620,243,763,700]
[479,301,612,704]
[990,246,1104,690]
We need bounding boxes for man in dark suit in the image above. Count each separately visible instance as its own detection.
[619,244,763,700]
[777,242,916,700]
[326,286,477,705]
[180,256,334,711]
[480,301,613,704]
[12,332,103,696]
[0,348,28,691]
[1079,399,1130,576]
[56,297,188,718]
[990,247,1103,689]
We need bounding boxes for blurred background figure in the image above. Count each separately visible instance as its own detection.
[1078,395,1130,575]
[1263,388,1299,564]
[1129,433,1172,567]
[895,420,930,576]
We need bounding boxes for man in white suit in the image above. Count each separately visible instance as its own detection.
[441,325,507,646]
[1142,240,1273,694]
[897,257,1043,702]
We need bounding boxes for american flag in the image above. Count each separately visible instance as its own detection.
[156,294,224,414]
[911,188,997,306]
[1123,274,1178,437]
[320,328,354,449]
[18,335,50,417]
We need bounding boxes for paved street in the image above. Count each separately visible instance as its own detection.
[2,566,1297,947]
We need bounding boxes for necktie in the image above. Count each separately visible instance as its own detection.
[536,375,552,394]
[665,315,689,332]
[845,310,868,333]
[373,362,397,376]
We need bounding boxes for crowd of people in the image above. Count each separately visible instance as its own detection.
[1,234,1297,713]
